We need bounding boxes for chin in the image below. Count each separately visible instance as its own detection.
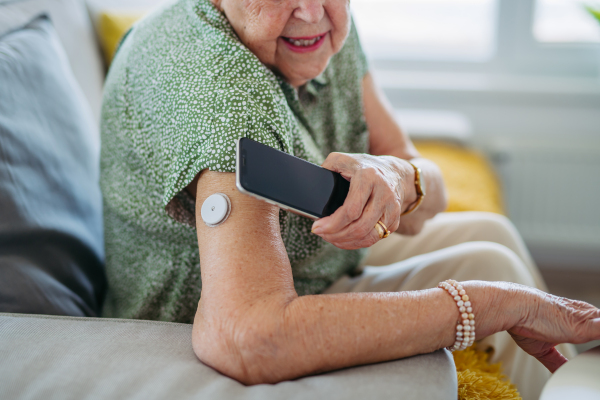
[284,61,330,86]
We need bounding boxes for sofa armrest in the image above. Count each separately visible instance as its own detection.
[0,313,457,399]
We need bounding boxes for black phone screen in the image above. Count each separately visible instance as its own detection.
[237,138,350,218]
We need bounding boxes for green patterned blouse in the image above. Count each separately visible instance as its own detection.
[100,0,370,322]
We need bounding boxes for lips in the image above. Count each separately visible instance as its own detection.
[280,32,328,53]
[283,35,323,47]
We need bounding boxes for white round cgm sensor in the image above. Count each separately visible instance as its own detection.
[201,193,231,227]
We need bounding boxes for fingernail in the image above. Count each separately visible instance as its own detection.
[312,223,323,235]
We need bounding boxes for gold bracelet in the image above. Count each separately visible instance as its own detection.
[401,161,426,216]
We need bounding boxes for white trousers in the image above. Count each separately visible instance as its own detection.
[324,212,576,400]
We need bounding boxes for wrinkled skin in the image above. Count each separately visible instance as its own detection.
[508,286,600,372]
[213,0,351,87]
[311,153,416,249]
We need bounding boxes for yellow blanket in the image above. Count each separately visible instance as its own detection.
[414,141,504,215]
[454,346,521,400]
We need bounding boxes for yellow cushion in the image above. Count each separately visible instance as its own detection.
[454,345,521,399]
[98,12,145,65]
[414,141,504,215]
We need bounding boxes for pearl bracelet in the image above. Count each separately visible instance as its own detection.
[438,279,475,352]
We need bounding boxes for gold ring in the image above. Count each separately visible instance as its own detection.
[378,220,391,238]
[375,220,391,239]
[374,222,385,239]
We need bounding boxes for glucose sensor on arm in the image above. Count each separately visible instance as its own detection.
[201,193,231,227]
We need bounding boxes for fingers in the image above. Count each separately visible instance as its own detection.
[328,223,382,250]
[318,185,400,245]
[318,195,381,250]
[509,332,569,373]
[508,296,600,374]
[536,347,568,373]
[312,170,373,235]
[313,152,406,249]
[553,297,600,344]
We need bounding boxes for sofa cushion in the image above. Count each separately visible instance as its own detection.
[97,11,145,64]
[85,0,168,65]
[0,16,106,316]
[0,313,457,399]
[414,141,504,214]
[0,0,105,122]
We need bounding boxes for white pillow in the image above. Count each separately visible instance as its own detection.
[0,0,105,124]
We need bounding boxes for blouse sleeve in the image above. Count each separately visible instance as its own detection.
[160,74,295,226]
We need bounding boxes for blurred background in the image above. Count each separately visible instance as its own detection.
[352,0,600,269]
[350,0,600,351]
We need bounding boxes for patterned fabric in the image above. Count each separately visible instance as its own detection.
[100,0,370,322]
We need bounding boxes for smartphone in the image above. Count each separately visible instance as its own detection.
[236,137,350,220]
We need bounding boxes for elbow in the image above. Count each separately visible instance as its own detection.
[192,312,293,385]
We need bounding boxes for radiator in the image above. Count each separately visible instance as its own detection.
[490,143,600,249]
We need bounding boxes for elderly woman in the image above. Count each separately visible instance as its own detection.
[100,0,600,398]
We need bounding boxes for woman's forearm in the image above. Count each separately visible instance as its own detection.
[194,281,514,385]
[395,156,448,235]
[279,289,458,379]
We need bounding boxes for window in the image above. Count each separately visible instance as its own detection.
[353,0,600,78]
[534,0,600,43]
[351,0,497,61]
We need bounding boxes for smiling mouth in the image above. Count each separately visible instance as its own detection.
[282,35,324,47]
[280,33,328,53]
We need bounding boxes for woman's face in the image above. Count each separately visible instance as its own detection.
[213,0,351,87]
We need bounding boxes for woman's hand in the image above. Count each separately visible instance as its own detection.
[506,286,600,372]
[311,152,418,250]
[454,281,600,373]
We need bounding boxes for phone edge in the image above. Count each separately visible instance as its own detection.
[235,137,320,221]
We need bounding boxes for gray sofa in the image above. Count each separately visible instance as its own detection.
[0,0,457,398]
[0,313,456,399]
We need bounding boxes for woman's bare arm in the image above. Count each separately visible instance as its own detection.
[362,72,448,235]
[190,171,510,385]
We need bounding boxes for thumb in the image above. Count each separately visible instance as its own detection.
[536,347,568,373]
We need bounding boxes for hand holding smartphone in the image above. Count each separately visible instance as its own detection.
[236,138,349,220]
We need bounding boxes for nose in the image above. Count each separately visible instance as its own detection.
[293,0,325,24]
